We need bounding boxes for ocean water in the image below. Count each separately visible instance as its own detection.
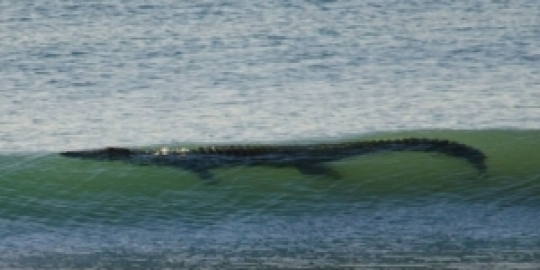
[1,0,539,268]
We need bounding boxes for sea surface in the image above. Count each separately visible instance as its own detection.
[1,0,539,268]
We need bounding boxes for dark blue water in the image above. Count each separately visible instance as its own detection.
[1,0,540,268]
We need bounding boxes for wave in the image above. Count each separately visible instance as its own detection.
[1,129,539,224]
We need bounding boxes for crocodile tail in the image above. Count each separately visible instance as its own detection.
[349,138,487,173]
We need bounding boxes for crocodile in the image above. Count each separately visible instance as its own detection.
[60,138,487,180]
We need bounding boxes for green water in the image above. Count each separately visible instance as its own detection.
[1,130,539,225]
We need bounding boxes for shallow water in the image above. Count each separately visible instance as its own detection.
[1,0,540,268]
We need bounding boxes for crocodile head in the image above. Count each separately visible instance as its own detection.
[61,147,132,160]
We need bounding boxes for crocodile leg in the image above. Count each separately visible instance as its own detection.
[189,168,219,184]
[294,163,341,179]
